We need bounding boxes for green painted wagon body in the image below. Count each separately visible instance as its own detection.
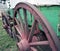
[9,5,60,37]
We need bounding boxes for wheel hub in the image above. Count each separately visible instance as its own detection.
[17,39,30,51]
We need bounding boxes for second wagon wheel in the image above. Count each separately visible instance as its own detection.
[14,2,60,51]
[2,12,12,36]
[2,12,16,38]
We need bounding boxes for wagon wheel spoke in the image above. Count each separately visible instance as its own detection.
[17,10,24,32]
[23,8,29,38]
[28,20,37,42]
[16,35,21,41]
[14,18,21,34]
[15,11,27,39]
[29,41,49,46]
[14,17,20,26]
[14,25,26,39]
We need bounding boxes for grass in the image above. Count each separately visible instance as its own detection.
[0,20,17,51]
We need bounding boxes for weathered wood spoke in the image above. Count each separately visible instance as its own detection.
[28,20,37,42]
[14,17,20,26]
[14,25,27,39]
[29,41,49,46]
[23,8,29,38]
[17,11,24,31]
[14,18,22,32]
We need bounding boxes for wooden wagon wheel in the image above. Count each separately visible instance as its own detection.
[14,2,60,51]
[2,12,16,38]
